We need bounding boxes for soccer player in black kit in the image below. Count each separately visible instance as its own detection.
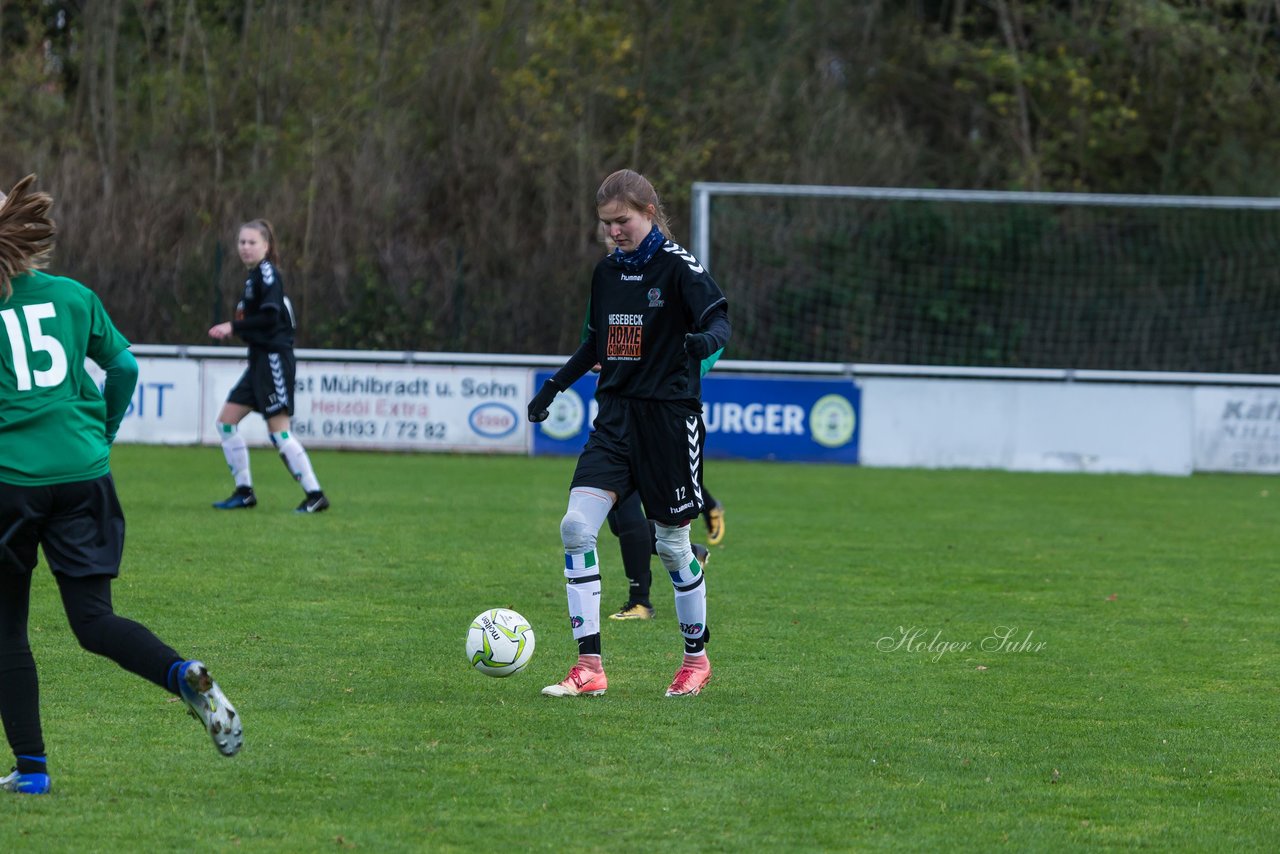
[208,219,328,513]
[528,169,730,697]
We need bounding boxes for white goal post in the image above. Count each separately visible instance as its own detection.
[690,182,1280,275]
[686,182,1280,374]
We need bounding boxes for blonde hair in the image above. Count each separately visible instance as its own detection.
[0,174,56,301]
[596,169,672,239]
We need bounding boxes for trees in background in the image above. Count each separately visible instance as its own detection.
[2,0,1279,355]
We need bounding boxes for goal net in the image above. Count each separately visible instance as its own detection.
[690,184,1280,373]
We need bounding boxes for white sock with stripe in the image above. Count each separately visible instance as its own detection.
[560,487,614,653]
[564,551,602,643]
[655,522,708,653]
[216,421,252,488]
[272,432,321,493]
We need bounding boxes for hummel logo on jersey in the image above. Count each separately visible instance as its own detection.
[621,273,644,281]
[663,242,704,273]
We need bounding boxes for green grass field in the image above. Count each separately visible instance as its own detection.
[1,446,1277,851]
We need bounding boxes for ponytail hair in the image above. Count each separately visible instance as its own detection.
[596,169,672,239]
[240,218,280,266]
[0,174,56,301]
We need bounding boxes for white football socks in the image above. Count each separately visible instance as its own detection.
[216,422,252,488]
[655,522,708,652]
[273,432,321,493]
[560,487,613,646]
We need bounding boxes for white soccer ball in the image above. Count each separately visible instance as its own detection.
[465,608,535,677]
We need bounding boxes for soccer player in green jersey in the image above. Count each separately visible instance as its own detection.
[0,175,242,795]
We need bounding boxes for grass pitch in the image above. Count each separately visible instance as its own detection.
[1,446,1276,851]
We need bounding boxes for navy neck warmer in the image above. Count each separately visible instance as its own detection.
[612,225,667,272]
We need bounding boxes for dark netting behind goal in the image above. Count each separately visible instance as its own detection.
[700,189,1280,372]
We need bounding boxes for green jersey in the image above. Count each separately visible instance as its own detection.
[0,270,131,485]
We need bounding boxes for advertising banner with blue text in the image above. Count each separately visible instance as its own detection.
[530,372,859,463]
[84,357,202,444]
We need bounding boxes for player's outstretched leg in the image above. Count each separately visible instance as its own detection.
[174,660,243,756]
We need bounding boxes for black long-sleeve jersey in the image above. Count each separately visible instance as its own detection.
[556,240,729,402]
[231,259,296,351]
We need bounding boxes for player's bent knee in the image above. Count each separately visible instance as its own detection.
[653,523,696,581]
[654,536,679,565]
[68,618,112,657]
[560,510,598,554]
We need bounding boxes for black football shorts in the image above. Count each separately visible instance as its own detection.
[0,475,126,578]
[571,394,706,525]
[226,348,296,417]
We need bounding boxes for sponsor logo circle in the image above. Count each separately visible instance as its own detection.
[469,402,519,439]
[809,394,856,448]
[541,388,586,440]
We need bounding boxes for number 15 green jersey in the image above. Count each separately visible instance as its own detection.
[0,271,131,485]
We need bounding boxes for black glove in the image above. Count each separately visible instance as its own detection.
[684,332,716,360]
[528,378,561,423]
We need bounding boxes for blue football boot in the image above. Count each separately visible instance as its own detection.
[212,487,257,510]
[1,769,51,795]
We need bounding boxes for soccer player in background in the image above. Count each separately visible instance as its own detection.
[0,175,242,795]
[207,219,329,513]
[528,169,731,697]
